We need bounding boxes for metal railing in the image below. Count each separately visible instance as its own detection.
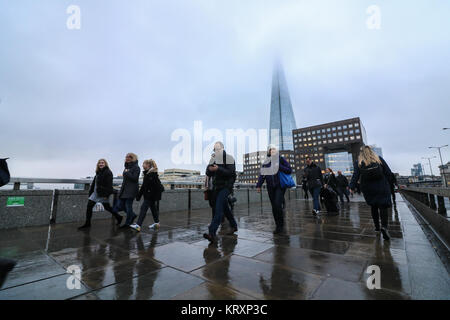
[401,187,449,215]
[6,177,263,191]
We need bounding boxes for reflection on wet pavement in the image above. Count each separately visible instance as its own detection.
[0,195,449,299]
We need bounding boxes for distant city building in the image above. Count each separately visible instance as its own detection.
[324,152,354,176]
[411,163,424,177]
[370,145,383,158]
[439,162,450,188]
[292,117,367,181]
[269,62,297,151]
[241,150,295,184]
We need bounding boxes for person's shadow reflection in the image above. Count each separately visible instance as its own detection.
[107,230,137,299]
[369,238,403,295]
[134,232,161,300]
[202,235,238,299]
[77,229,108,290]
[259,236,301,299]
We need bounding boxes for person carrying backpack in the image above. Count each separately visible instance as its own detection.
[350,146,393,241]
[130,159,164,232]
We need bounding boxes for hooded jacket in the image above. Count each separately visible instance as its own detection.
[256,156,292,189]
[137,169,162,201]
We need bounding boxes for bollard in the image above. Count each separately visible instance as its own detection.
[437,196,447,216]
[429,194,437,210]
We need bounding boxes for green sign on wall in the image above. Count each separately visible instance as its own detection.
[7,197,25,207]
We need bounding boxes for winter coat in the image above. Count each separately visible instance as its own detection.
[119,160,140,199]
[206,151,236,191]
[137,170,162,201]
[350,156,393,208]
[324,173,337,191]
[89,167,114,198]
[303,162,323,190]
[336,174,349,189]
[256,156,292,189]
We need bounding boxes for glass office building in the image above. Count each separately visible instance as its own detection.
[325,152,354,175]
[269,62,297,151]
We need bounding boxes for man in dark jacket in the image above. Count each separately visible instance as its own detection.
[113,153,141,228]
[303,157,323,215]
[203,142,238,242]
[336,170,350,203]
[389,172,398,206]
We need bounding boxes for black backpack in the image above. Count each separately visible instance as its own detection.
[0,158,10,187]
[360,162,384,181]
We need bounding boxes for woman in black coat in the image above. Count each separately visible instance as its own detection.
[113,153,140,228]
[323,168,338,192]
[78,159,122,229]
[130,159,163,232]
[350,146,393,240]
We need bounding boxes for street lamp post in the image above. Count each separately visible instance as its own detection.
[422,156,436,177]
[429,145,448,187]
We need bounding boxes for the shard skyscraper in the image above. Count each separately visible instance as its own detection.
[269,62,297,151]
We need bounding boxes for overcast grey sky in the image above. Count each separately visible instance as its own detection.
[1,0,449,178]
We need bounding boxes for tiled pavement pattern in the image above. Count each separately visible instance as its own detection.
[0,194,449,300]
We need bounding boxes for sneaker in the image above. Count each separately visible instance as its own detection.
[226,227,238,235]
[129,224,141,232]
[149,223,160,230]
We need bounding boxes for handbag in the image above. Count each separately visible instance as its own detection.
[279,171,295,189]
[93,202,105,212]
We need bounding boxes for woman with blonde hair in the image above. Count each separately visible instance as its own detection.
[113,152,140,228]
[130,159,163,232]
[78,159,122,229]
[350,146,393,240]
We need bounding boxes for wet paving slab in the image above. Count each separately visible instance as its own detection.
[0,195,449,299]
[191,254,323,300]
[0,273,90,300]
[93,267,204,300]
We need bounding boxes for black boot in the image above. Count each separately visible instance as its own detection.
[78,223,91,230]
[115,215,123,226]
[381,227,390,241]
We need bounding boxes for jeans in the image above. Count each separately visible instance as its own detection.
[208,188,237,236]
[113,198,136,225]
[337,187,350,202]
[136,199,159,226]
[310,186,321,211]
[370,205,389,229]
[267,186,286,230]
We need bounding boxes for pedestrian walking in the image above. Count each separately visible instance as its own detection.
[203,142,238,243]
[303,157,323,215]
[301,176,309,199]
[323,168,337,192]
[336,170,350,203]
[78,159,122,230]
[256,145,293,234]
[130,159,163,232]
[389,172,398,207]
[113,153,140,228]
[350,146,393,240]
